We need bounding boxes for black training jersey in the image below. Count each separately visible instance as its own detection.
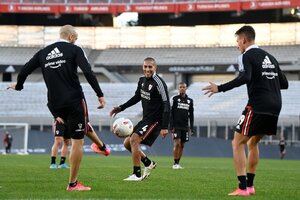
[119,73,170,129]
[218,45,288,116]
[170,94,194,131]
[15,40,103,111]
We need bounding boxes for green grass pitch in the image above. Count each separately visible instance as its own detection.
[0,155,299,199]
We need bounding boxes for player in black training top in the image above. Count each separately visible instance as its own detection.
[3,131,13,154]
[8,25,110,191]
[110,57,170,181]
[170,82,194,169]
[279,136,286,159]
[202,25,288,196]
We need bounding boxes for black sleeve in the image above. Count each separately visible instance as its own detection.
[160,81,170,129]
[218,54,251,92]
[47,104,59,119]
[15,51,41,90]
[278,67,289,89]
[76,47,103,97]
[189,98,194,130]
[169,96,175,130]
[119,79,141,111]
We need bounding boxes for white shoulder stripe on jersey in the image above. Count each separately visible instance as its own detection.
[170,95,176,106]
[238,54,245,72]
[78,46,88,60]
[153,75,168,101]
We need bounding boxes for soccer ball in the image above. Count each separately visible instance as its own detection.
[112,118,133,138]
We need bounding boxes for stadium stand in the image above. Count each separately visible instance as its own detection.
[0,45,299,67]
[0,82,142,125]
[187,81,300,119]
[0,47,40,66]
[0,47,93,66]
[93,45,300,66]
[1,81,299,145]
[0,24,299,49]
[0,24,299,144]
[1,81,299,123]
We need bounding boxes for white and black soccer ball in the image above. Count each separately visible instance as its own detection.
[112,117,133,138]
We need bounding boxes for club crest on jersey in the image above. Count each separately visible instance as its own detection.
[187,99,190,104]
[56,130,59,135]
[177,99,181,102]
[148,84,153,90]
[75,123,84,132]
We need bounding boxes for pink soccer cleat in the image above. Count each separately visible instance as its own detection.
[66,182,91,191]
[247,186,256,195]
[228,188,250,196]
[91,143,111,156]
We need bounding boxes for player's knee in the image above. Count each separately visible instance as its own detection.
[174,141,181,148]
[231,139,241,151]
[123,137,131,151]
[54,138,63,146]
[130,133,141,147]
[64,139,70,145]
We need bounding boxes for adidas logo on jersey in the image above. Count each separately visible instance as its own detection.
[46,47,63,60]
[262,55,275,69]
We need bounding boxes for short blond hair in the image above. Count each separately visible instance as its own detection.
[59,25,76,39]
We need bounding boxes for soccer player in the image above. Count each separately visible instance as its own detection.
[279,136,286,159]
[7,25,110,191]
[50,119,70,169]
[3,131,13,154]
[170,82,194,169]
[202,25,288,196]
[110,57,170,181]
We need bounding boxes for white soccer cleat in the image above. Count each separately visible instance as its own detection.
[123,174,142,181]
[172,164,184,169]
[142,161,157,180]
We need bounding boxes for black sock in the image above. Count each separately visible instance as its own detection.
[174,159,179,165]
[99,143,106,151]
[247,173,255,187]
[51,156,56,164]
[238,176,247,190]
[60,157,66,165]
[69,180,77,187]
[141,157,151,167]
[133,166,141,177]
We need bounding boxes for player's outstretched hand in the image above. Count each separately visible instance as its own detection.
[202,82,218,97]
[110,106,122,117]
[7,84,16,90]
[97,97,106,109]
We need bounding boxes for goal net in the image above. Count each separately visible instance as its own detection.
[0,123,29,155]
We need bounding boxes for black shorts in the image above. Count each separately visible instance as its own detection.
[53,121,71,139]
[133,119,161,146]
[52,99,89,140]
[172,129,189,142]
[235,106,278,136]
[279,145,285,152]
